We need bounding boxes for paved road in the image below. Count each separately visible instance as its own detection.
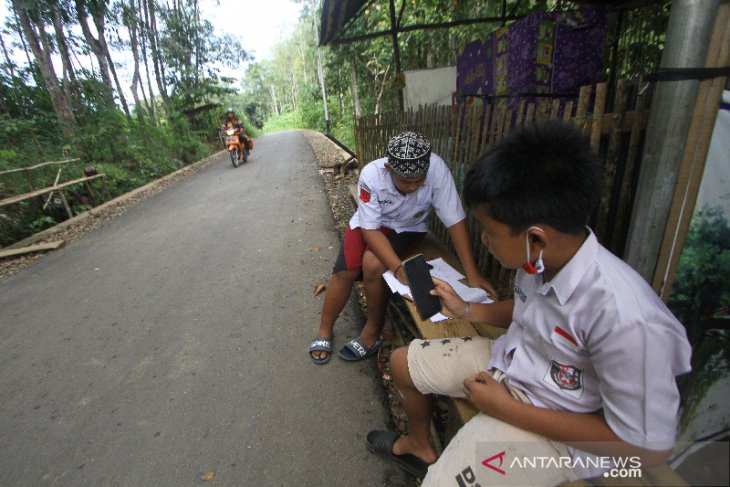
[0,132,407,486]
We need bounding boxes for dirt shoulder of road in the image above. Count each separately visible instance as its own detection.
[0,150,224,280]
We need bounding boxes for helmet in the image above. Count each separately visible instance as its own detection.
[226,107,234,114]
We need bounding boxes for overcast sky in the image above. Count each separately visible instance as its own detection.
[0,0,303,86]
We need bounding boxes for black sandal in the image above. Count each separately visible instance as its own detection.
[365,430,429,478]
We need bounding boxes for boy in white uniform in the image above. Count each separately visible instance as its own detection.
[309,132,493,364]
[366,121,692,484]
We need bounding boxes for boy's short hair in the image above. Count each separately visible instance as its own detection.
[464,121,603,234]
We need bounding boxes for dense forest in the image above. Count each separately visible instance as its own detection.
[0,0,248,244]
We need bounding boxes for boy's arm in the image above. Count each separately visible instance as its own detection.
[361,229,403,276]
[432,277,514,328]
[463,372,672,467]
[447,219,496,296]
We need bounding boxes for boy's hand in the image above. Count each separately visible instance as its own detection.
[431,277,468,318]
[463,371,514,416]
[466,273,497,297]
[395,265,408,286]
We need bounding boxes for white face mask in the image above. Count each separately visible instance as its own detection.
[523,226,545,275]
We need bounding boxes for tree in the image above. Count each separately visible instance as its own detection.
[10,0,77,136]
[669,206,730,347]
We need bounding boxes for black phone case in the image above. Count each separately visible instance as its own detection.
[403,254,442,321]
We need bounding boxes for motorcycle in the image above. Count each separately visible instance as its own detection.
[224,124,246,167]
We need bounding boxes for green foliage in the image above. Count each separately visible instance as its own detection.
[262,110,303,133]
[669,205,730,436]
[669,206,730,347]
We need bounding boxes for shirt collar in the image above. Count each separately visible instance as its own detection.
[537,228,599,305]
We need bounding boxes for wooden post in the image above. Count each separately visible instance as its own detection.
[101,176,112,199]
[653,3,730,299]
[624,0,722,282]
[57,190,73,219]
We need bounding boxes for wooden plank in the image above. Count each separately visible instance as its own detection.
[575,109,649,134]
[563,100,574,122]
[0,174,105,208]
[612,79,649,254]
[0,158,80,176]
[0,240,65,259]
[596,79,629,240]
[590,82,608,151]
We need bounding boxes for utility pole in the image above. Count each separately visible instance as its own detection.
[623,0,721,282]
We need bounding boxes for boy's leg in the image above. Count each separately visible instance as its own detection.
[354,249,390,348]
[422,388,577,487]
[369,337,494,465]
[312,268,359,360]
[312,226,368,361]
[353,230,426,348]
[389,346,438,464]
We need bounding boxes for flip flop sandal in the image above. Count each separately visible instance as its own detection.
[365,430,429,478]
[309,336,333,365]
[337,337,383,362]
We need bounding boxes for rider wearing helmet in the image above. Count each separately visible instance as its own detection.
[222,107,251,159]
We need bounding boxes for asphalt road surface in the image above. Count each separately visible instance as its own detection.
[0,132,408,486]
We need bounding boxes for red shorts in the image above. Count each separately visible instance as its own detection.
[332,226,426,273]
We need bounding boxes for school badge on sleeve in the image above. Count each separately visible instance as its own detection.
[359,184,372,203]
[544,359,584,399]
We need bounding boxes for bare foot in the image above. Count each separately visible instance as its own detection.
[392,435,438,464]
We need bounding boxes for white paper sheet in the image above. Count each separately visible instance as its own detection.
[383,258,493,323]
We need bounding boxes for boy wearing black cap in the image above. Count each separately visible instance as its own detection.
[309,131,494,364]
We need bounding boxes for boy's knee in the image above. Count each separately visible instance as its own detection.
[390,346,413,386]
[332,269,359,283]
[362,250,387,277]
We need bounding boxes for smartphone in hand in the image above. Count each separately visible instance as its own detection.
[403,254,442,321]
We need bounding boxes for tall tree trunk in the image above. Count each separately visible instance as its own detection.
[74,0,115,108]
[0,35,16,76]
[138,0,156,122]
[375,64,390,115]
[11,0,77,136]
[144,0,171,111]
[124,1,145,123]
[51,3,81,110]
[310,0,329,131]
[269,85,280,116]
[11,8,34,68]
[350,56,361,119]
[104,47,132,120]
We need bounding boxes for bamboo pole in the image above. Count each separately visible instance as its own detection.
[653,3,730,299]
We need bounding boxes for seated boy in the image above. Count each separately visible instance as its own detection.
[366,121,692,485]
[309,131,494,364]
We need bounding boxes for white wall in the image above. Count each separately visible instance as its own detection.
[403,67,457,110]
[696,90,730,216]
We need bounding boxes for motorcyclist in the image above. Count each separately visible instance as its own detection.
[222,108,251,160]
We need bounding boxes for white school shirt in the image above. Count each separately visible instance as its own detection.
[349,155,466,233]
[488,230,692,451]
